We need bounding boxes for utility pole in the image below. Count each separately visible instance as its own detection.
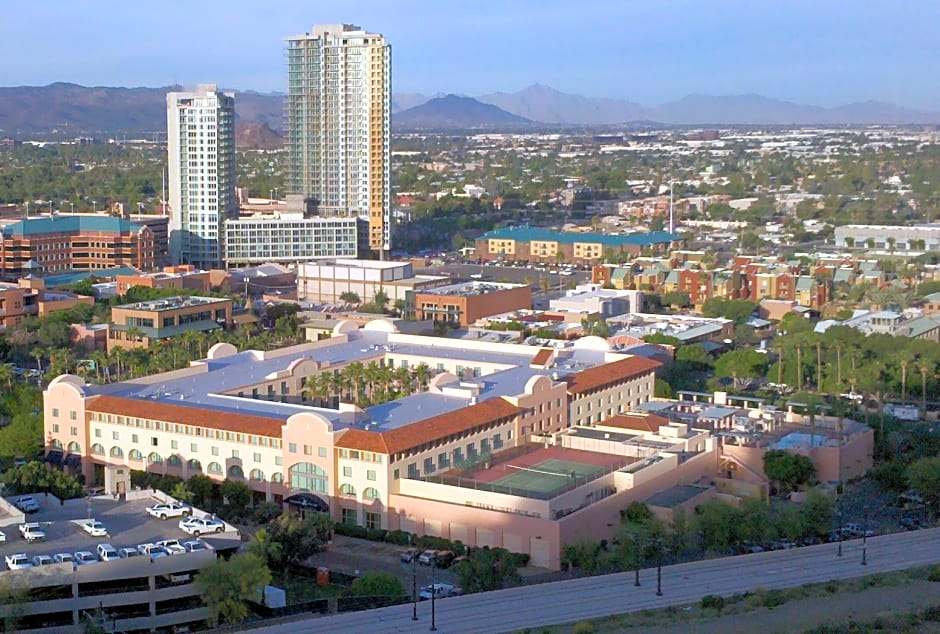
[411,555,418,621]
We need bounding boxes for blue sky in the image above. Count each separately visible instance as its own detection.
[2,0,938,109]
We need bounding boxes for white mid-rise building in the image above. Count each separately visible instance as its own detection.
[166,85,236,269]
[285,24,391,254]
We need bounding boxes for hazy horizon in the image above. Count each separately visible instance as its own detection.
[3,0,939,110]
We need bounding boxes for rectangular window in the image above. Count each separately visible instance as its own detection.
[191,443,198,453]
[232,449,239,459]
[70,411,77,421]
[275,456,283,466]
[367,469,376,481]
[423,457,435,474]
[303,445,312,455]
[171,440,179,450]
[211,446,219,456]
[72,427,79,436]
[151,437,158,446]
[341,508,358,526]
[407,463,419,478]
[393,469,400,480]
[343,466,352,477]
[438,452,450,468]
[254,452,262,463]
[289,443,297,453]
[365,511,381,530]
[131,433,138,443]
[112,431,119,441]
[52,408,59,417]
[94,429,102,438]
[52,423,60,433]
[318,447,327,458]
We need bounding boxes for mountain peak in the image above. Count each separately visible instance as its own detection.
[394,95,533,130]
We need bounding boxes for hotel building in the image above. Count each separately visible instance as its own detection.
[285,24,391,254]
[166,85,237,269]
[45,324,722,568]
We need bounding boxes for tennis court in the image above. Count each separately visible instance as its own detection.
[489,458,605,495]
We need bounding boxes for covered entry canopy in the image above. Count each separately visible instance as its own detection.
[284,492,329,512]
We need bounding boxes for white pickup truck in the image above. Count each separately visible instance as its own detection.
[146,502,192,520]
[18,523,46,542]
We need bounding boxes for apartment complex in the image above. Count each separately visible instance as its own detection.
[166,85,237,269]
[0,277,93,327]
[0,215,156,277]
[107,295,233,351]
[285,24,391,254]
[475,227,682,264]
[44,323,688,568]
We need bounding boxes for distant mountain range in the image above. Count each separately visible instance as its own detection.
[0,82,937,136]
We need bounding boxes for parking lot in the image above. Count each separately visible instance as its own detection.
[0,494,232,566]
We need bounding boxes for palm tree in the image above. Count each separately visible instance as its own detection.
[415,363,431,390]
[0,363,13,391]
[364,362,383,402]
[919,361,931,413]
[395,367,413,396]
[343,362,365,403]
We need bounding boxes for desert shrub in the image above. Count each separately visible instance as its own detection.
[572,621,595,634]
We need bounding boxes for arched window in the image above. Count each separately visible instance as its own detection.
[339,483,356,496]
[52,439,63,449]
[228,465,244,479]
[363,487,380,501]
[167,455,182,467]
[91,443,105,456]
[188,459,202,471]
[289,463,328,493]
[110,446,123,458]
[208,462,223,474]
[67,441,81,453]
[250,469,265,481]
[128,449,143,461]
[148,452,163,464]
[271,472,284,484]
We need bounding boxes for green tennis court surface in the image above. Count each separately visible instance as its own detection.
[490,459,605,494]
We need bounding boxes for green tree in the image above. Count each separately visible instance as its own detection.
[187,474,216,507]
[701,297,757,325]
[675,344,712,370]
[907,456,940,515]
[452,547,521,592]
[762,450,816,493]
[345,572,405,599]
[713,349,770,388]
[581,315,611,338]
[196,552,271,626]
[339,291,361,304]
[800,490,834,538]
[220,479,251,515]
[695,499,740,553]
[662,291,692,308]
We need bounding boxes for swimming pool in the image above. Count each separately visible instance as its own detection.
[771,432,828,450]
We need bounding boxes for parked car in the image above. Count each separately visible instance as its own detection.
[0,529,5,542]
[842,523,863,537]
[449,555,470,568]
[400,548,419,563]
[434,550,456,568]
[183,539,208,553]
[81,520,108,537]
[900,516,924,531]
[53,553,74,564]
[137,543,170,560]
[147,503,192,520]
[5,553,33,570]
[157,539,187,555]
[32,554,54,567]
[14,496,40,514]
[417,549,438,565]
[119,547,141,559]
[419,583,461,600]
[74,551,98,566]
[178,516,225,536]
[19,522,46,542]
[96,544,121,562]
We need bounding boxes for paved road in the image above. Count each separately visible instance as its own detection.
[248,528,940,634]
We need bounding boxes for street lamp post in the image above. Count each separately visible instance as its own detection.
[630,532,640,587]
[838,496,844,558]
[411,555,418,621]
[429,562,438,631]
[655,538,663,597]
[862,506,869,566]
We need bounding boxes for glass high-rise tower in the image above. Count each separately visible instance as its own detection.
[285,24,391,255]
[166,85,236,269]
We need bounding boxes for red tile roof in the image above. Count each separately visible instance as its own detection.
[335,428,390,454]
[86,395,285,438]
[603,412,670,434]
[530,348,554,368]
[566,356,661,395]
[382,397,521,455]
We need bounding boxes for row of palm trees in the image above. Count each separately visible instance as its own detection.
[303,361,433,408]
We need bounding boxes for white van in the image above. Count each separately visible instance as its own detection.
[96,544,120,562]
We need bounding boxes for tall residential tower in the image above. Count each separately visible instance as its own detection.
[166,85,236,269]
[285,24,391,255]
